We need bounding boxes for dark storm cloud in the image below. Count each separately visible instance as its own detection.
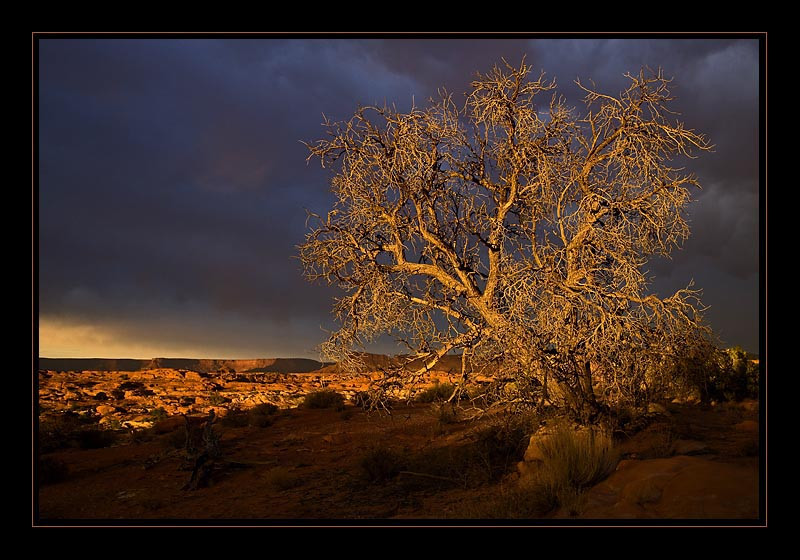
[37,36,761,357]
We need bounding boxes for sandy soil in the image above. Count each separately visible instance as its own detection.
[36,400,762,524]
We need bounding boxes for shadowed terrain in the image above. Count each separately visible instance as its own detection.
[36,360,760,522]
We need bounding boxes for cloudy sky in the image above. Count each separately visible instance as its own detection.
[37,36,762,358]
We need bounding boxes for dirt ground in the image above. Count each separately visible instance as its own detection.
[35,400,762,524]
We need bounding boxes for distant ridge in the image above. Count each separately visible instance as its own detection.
[38,357,327,374]
[316,352,464,374]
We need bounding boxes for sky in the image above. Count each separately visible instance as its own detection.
[36,36,762,358]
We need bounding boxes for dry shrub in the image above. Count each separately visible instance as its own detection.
[219,409,249,428]
[416,383,458,403]
[303,389,345,410]
[360,446,405,483]
[40,411,99,452]
[524,423,619,515]
[248,403,278,427]
[430,403,458,427]
[404,421,529,489]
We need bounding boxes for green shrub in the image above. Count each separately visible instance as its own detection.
[39,456,69,485]
[303,389,345,410]
[360,446,405,483]
[148,407,168,422]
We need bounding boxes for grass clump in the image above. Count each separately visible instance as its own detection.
[524,423,619,516]
[403,421,529,489]
[303,389,345,410]
[360,446,405,483]
[416,383,457,403]
[248,403,279,427]
[431,403,458,426]
[148,407,168,422]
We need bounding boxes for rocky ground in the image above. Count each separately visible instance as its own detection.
[36,368,762,523]
[37,366,476,429]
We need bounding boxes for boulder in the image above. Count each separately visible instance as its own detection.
[576,455,758,519]
[523,433,552,463]
[671,439,709,456]
[96,405,116,416]
[647,403,669,415]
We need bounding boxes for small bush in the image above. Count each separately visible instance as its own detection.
[248,403,279,427]
[252,403,279,415]
[351,390,393,411]
[249,413,274,428]
[431,403,458,426]
[360,446,405,483]
[404,421,529,489]
[303,389,345,410]
[416,383,458,403]
[39,456,69,485]
[219,410,249,428]
[76,429,117,449]
[208,392,228,406]
[263,466,300,491]
[148,407,168,422]
[40,412,107,452]
[523,423,619,515]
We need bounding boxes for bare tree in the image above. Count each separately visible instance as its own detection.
[300,59,712,420]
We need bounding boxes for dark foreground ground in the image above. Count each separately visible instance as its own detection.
[36,400,760,523]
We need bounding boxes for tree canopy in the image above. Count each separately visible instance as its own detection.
[300,59,712,419]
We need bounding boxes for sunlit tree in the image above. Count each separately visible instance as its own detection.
[300,59,712,420]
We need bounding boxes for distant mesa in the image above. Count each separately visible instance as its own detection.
[37,357,328,374]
